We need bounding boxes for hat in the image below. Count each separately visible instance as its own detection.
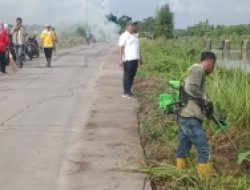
[16,17,22,21]
[45,24,51,28]
[127,20,138,25]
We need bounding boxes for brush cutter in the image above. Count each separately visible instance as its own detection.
[159,80,239,153]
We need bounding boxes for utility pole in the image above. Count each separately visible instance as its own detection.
[86,0,89,32]
[101,0,106,41]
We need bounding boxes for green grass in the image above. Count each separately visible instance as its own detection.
[136,39,250,189]
[57,35,86,49]
[137,164,250,190]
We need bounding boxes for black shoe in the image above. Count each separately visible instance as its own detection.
[17,63,23,68]
[1,71,7,74]
[128,92,134,97]
[125,92,134,98]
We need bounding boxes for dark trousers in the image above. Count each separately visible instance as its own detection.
[123,60,139,94]
[44,48,53,60]
[0,52,6,72]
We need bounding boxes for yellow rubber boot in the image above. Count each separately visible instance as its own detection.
[197,163,213,176]
[176,158,187,169]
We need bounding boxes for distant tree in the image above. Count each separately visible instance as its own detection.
[174,29,188,37]
[185,20,250,38]
[107,13,118,24]
[154,3,174,38]
[140,16,156,33]
[117,15,132,33]
[187,19,212,37]
[76,26,86,37]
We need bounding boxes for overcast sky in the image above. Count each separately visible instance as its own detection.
[109,0,250,29]
[1,0,250,29]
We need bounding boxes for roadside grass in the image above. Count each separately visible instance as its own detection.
[57,35,86,49]
[138,164,250,190]
[26,24,88,50]
[135,39,250,189]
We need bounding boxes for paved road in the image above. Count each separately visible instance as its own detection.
[0,44,147,190]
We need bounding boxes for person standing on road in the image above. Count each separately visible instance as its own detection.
[118,21,142,98]
[176,52,216,176]
[0,22,10,73]
[11,17,27,68]
[40,24,56,68]
[4,24,10,66]
[85,31,91,44]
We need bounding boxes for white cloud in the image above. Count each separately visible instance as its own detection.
[167,0,183,12]
[164,0,250,28]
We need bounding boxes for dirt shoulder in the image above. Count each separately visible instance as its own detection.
[58,44,150,190]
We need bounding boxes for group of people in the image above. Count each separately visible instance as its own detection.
[0,17,57,73]
[2,17,218,176]
[118,20,217,176]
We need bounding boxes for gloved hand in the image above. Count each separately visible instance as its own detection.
[205,101,214,116]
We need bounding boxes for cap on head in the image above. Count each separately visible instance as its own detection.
[16,17,22,22]
[45,24,51,28]
[127,20,138,26]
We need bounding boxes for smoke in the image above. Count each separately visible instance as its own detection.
[1,0,119,41]
[85,0,120,41]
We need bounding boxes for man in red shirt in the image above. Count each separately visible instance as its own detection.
[0,22,10,73]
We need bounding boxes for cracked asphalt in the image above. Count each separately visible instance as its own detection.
[0,43,148,190]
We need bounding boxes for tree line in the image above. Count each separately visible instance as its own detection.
[107,3,174,38]
[107,3,250,39]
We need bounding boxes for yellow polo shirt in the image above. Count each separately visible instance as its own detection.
[40,30,56,48]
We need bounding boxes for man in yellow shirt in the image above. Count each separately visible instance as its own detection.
[40,24,56,68]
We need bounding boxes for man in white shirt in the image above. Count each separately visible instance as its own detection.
[118,21,142,98]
